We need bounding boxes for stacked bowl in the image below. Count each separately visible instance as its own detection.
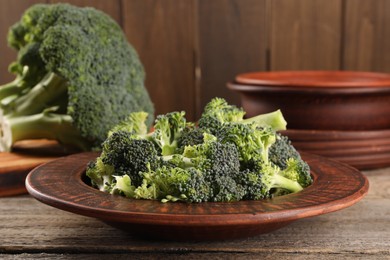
[227,71,390,170]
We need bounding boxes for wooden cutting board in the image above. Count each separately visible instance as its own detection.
[0,140,76,197]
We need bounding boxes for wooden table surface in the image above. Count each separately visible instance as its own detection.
[0,167,389,259]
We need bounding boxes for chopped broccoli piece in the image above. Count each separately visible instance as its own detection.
[132,166,211,203]
[198,97,287,133]
[240,160,305,200]
[216,122,276,163]
[0,3,154,151]
[108,111,150,137]
[152,111,187,156]
[176,125,206,151]
[86,131,161,191]
[87,98,312,203]
[268,134,311,188]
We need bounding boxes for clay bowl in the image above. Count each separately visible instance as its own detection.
[280,129,390,170]
[227,71,390,130]
[26,152,368,241]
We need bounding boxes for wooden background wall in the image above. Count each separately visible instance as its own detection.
[0,0,389,121]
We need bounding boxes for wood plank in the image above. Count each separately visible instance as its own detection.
[343,0,390,72]
[0,252,385,260]
[122,0,196,121]
[197,0,267,115]
[0,140,75,197]
[49,0,121,25]
[269,0,342,70]
[0,0,47,85]
[0,170,388,256]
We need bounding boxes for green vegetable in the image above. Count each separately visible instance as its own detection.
[198,97,287,133]
[0,3,154,151]
[87,97,312,203]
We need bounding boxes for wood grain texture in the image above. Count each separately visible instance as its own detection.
[0,0,47,85]
[0,140,74,197]
[122,0,196,121]
[197,0,267,115]
[0,253,386,260]
[0,168,388,257]
[343,0,390,72]
[269,0,342,70]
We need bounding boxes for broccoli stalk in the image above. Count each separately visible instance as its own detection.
[262,163,303,194]
[0,72,77,152]
[0,67,33,102]
[152,111,187,156]
[2,73,67,117]
[0,42,48,103]
[241,110,287,131]
[0,107,91,152]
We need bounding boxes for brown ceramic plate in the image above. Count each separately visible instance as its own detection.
[25,152,368,241]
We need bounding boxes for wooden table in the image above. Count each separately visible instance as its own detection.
[0,167,389,259]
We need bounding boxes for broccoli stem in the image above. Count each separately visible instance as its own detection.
[0,111,90,152]
[271,174,303,193]
[162,154,194,167]
[3,72,68,117]
[242,109,287,131]
[0,66,44,103]
[0,78,25,101]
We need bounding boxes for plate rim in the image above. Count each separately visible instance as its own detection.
[25,152,369,226]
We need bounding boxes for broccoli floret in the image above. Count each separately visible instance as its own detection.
[198,97,287,133]
[152,111,187,156]
[108,111,150,137]
[171,138,245,202]
[281,158,312,189]
[269,134,312,188]
[239,161,305,199]
[135,166,211,203]
[176,125,206,152]
[86,131,161,190]
[0,3,154,152]
[216,122,276,164]
[269,134,300,169]
[198,97,246,131]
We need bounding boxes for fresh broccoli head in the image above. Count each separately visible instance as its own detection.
[0,3,154,151]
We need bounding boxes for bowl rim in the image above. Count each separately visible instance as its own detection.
[234,70,390,89]
[227,81,390,94]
